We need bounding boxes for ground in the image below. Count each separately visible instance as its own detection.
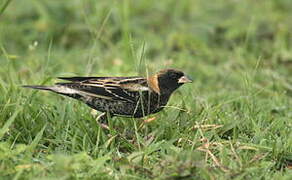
[0,0,291,179]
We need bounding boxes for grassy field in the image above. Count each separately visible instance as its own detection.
[1,0,292,179]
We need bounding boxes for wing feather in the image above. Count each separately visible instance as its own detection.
[58,76,141,82]
[55,76,150,102]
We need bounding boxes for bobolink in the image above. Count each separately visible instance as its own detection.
[23,69,192,123]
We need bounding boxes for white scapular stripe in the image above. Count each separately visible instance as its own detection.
[51,86,80,94]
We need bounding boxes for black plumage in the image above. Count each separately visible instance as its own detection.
[23,69,192,123]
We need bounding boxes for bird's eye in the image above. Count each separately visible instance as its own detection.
[170,73,178,79]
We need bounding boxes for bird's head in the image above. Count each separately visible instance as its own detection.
[148,69,193,95]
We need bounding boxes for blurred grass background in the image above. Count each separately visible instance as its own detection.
[0,0,291,179]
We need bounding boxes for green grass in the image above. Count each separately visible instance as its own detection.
[1,0,292,179]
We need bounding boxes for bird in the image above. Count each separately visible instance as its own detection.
[23,69,192,125]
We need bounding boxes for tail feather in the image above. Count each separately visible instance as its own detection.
[22,85,80,95]
[22,85,53,91]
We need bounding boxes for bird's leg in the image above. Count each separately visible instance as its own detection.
[95,112,112,130]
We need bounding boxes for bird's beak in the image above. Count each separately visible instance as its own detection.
[178,75,193,84]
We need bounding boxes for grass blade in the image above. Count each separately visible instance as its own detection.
[0,0,12,16]
[27,124,47,152]
[0,107,21,140]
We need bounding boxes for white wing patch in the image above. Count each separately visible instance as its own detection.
[126,84,149,91]
[51,85,113,99]
[51,86,80,94]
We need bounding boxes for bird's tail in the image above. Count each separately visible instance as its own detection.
[22,85,80,96]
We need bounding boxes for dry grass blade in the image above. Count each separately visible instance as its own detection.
[191,124,223,131]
